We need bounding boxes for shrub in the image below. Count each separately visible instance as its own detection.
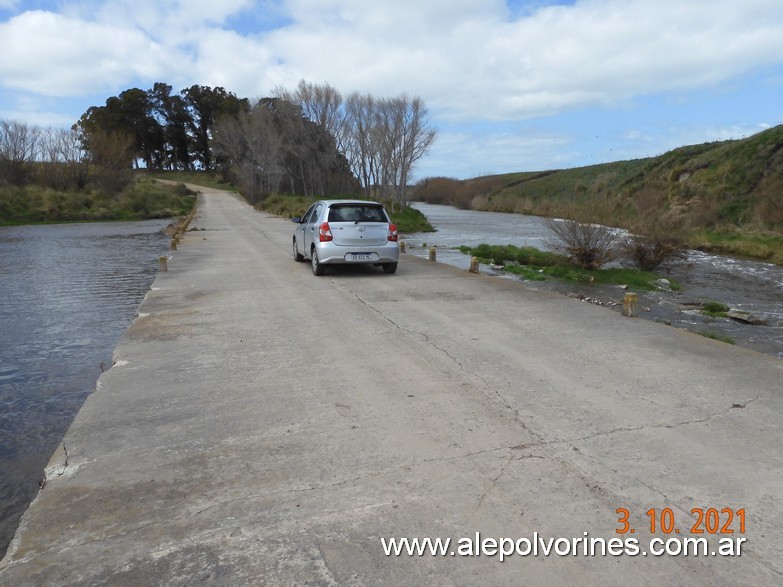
[542,216,620,269]
[621,231,687,270]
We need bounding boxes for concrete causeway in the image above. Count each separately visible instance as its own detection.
[2,188,782,585]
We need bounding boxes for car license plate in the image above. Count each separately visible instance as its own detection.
[351,253,371,261]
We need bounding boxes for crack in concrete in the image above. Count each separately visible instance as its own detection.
[341,286,547,445]
[563,396,761,446]
[474,452,514,515]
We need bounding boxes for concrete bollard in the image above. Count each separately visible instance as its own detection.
[170,239,177,251]
[429,247,437,262]
[400,241,406,253]
[469,256,479,273]
[159,255,168,272]
[622,292,638,317]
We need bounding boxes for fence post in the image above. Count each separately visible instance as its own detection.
[159,256,168,272]
[622,292,638,317]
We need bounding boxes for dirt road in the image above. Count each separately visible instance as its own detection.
[2,189,781,585]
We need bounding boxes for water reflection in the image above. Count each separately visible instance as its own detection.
[406,203,783,359]
[0,220,170,558]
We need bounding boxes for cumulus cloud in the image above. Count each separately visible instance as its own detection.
[260,0,783,121]
[3,0,783,117]
[0,11,174,95]
[1,0,782,176]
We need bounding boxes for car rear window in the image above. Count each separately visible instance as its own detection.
[328,205,387,222]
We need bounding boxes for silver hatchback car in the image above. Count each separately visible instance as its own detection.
[292,200,400,275]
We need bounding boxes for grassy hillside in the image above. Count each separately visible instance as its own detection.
[413,125,783,263]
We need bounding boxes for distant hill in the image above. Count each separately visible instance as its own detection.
[412,125,783,263]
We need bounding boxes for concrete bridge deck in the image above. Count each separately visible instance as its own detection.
[1,188,781,585]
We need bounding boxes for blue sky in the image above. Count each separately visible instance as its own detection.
[2,0,783,180]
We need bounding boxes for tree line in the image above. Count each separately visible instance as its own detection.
[274,81,436,207]
[1,81,436,206]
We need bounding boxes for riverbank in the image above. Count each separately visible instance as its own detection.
[3,188,782,584]
[0,176,196,226]
[412,126,783,266]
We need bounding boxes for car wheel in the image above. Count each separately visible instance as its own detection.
[382,262,398,274]
[293,238,304,262]
[311,248,325,276]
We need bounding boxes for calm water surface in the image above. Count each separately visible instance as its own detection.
[407,203,783,359]
[0,220,170,558]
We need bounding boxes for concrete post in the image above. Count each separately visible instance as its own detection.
[622,292,638,317]
[429,247,437,262]
[400,241,406,253]
[159,256,168,272]
[170,239,177,251]
[469,257,479,273]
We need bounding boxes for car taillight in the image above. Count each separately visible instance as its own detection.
[319,222,333,242]
[388,223,398,242]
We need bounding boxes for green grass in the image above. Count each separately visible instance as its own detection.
[689,229,783,264]
[0,176,197,225]
[458,243,565,266]
[461,243,679,290]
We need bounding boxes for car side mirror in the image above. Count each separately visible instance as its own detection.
[292,216,302,223]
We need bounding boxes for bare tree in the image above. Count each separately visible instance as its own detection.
[0,119,39,185]
[343,92,380,196]
[87,130,135,196]
[396,96,436,206]
[37,127,89,190]
[213,102,285,201]
[275,80,346,147]
[277,83,437,204]
[340,93,436,206]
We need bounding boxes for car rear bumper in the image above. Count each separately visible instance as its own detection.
[315,241,400,265]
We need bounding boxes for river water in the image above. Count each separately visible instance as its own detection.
[0,220,170,559]
[405,203,783,360]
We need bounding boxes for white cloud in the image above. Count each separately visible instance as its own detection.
[2,0,782,176]
[205,0,783,126]
[3,0,783,116]
[0,10,174,95]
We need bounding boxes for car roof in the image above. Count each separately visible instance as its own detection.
[318,199,384,207]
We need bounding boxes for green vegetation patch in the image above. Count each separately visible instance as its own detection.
[460,243,678,290]
[689,229,783,264]
[0,176,196,225]
[696,330,736,345]
[459,243,566,266]
[702,301,730,318]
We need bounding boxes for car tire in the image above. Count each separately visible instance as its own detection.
[311,248,325,276]
[382,262,398,274]
[293,238,304,262]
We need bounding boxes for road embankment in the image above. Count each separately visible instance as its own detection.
[2,188,781,585]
